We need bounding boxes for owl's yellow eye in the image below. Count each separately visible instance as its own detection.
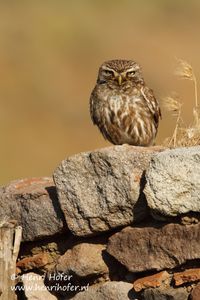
[127,71,136,76]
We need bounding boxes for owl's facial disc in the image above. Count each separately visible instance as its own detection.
[99,63,142,85]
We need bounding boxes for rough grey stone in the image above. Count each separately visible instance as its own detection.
[22,272,57,300]
[107,223,200,272]
[144,146,200,218]
[143,287,188,300]
[53,145,164,236]
[0,177,67,241]
[71,281,137,300]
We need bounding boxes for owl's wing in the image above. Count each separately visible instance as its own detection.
[141,86,161,128]
[89,89,99,125]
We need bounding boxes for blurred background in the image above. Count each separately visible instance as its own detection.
[0,0,200,184]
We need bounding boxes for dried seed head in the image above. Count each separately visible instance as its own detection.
[164,58,199,147]
[174,59,194,80]
[163,94,182,116]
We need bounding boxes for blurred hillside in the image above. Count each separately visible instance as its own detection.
[0,0,200,184]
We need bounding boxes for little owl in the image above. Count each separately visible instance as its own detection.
[90,59,161,146]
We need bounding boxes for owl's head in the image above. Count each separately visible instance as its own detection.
[97,59,144,86]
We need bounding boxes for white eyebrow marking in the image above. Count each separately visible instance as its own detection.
[126,67,135,72]
[101,66,115,71]
[126,65,140,72]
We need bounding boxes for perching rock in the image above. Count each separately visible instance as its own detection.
[56,243,109,279]
[53,145,164,236]
[71,281,137,300]
[144,146,200,218]
[21,272,57,300]
[107,223,200,272]
[0,177,67,241]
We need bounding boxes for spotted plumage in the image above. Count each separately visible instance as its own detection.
[90,59,161,146]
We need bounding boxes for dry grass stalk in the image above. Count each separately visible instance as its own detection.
[164,59,200,147]
[163,94,182,147]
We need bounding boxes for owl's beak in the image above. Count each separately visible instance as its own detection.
[117,75,122,86]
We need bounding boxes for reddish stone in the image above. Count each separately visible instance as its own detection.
[133,271,170,292]
[13,177,51,191]
[17,253,52,271]
[174,268,200,286]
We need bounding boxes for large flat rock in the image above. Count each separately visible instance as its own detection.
[53,145,164,236]
[107,223,200,272]
[144,146,200,218]
[0,177,67,241]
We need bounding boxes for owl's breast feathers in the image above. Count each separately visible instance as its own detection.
[90,83,161,146]
[90,84,161,124]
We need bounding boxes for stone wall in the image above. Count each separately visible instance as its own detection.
[1,145,200,300]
